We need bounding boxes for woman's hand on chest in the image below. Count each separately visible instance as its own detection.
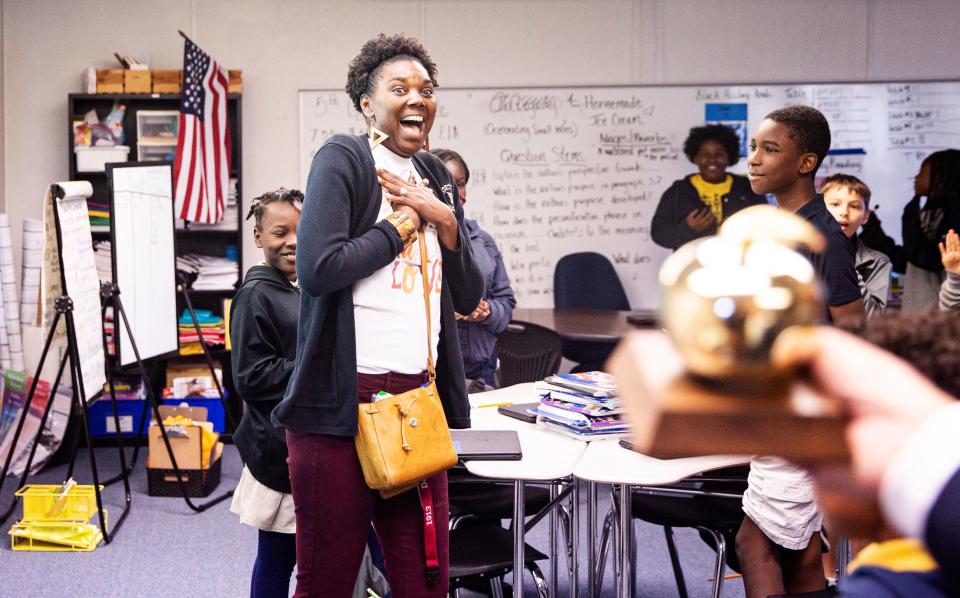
[378,168,460,249]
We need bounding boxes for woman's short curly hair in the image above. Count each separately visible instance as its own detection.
[682,124,742,165]
[345,33,439,114]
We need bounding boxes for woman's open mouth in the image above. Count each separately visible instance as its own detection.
[399,115,425,134]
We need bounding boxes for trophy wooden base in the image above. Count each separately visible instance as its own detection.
[609,334,850,463]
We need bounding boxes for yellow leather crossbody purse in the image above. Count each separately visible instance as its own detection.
[355,227,459,498]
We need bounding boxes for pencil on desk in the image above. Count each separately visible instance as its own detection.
[478,401,513,408]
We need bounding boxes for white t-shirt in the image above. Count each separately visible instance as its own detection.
[353,145,442,375]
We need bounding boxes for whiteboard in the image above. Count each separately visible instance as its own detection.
[107,163,179,366]
[300,81,960,309]
[47,182,106,400]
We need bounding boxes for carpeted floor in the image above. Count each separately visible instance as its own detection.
[0,444,745,597]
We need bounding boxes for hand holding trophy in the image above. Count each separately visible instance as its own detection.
[609,205,849,462]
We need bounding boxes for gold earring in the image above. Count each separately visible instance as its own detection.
[368,121,388,149]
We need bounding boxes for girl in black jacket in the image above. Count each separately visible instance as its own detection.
[229,188,302,598]
[651,124,766,250]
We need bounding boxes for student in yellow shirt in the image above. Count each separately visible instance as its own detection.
[651,124,766,250]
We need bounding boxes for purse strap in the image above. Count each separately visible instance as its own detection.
[417,226,436,383]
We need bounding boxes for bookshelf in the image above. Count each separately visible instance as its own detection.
[67,93,244,433]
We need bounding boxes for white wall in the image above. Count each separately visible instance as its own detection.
[4,0,960,283]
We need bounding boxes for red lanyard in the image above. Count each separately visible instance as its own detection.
[418,478,440,586]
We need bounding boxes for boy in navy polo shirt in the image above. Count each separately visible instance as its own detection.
[735,106,864,598]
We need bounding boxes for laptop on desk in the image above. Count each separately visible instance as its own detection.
[451,430,523,461]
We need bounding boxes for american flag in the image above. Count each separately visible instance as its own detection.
[173,38,231,223]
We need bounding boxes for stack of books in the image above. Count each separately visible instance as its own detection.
[178,309,225,355]
[535,371,628,438]
[176,254,239,291]
[88,200,109,229]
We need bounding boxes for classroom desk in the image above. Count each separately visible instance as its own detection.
[511,308,658,342]
[573,440,750,598]
[467,383,588,598]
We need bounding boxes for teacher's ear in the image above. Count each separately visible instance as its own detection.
[360,94,373,121]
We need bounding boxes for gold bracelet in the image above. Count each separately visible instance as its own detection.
[385,211,418,247]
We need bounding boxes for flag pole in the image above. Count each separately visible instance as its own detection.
[178,29,194,44]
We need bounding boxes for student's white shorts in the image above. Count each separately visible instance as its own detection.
[741,456,822,551]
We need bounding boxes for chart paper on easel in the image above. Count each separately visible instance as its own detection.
[108,163,178,366]
[44,182,106,400]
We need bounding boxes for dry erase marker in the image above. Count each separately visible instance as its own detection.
[478,401,512,408]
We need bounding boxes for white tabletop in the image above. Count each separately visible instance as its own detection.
[464,383,587,481]
[573,438,750,486]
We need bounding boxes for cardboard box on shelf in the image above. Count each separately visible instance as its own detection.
[228,69,243,94]
[123,69,151,94]
[95,69,124,94]
[152,69,182,94]
[165,361,222,389]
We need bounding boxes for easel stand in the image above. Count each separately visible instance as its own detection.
[100,282,232,511]
[0,295,131,542]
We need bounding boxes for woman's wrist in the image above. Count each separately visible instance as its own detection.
[385,211,418,247]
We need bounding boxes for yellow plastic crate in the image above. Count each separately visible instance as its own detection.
[10,519,105,552]
[15,484,103,522]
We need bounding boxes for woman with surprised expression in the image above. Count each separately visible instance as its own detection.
[271,34,481,597]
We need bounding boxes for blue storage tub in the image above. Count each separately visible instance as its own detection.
[86,394,227,437]
[160,396,227,433]
[85,397,150,438]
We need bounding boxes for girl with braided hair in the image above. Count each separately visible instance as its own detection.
[228,188,302,597]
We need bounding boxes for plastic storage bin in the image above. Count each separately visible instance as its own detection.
[10,484,107,552]
[86,397,149,438]
[147,453,222,498]
[17,484,101,522]
[161,396,227,432]
[74,145,130,172]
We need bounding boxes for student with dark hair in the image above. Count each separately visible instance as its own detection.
[822,174,892,316]
[861,150,960,311]
[272,33,482,597]
[229,188,302,597]
[736,105,864,598]
[651,123,766,249]
[431,147,515,390]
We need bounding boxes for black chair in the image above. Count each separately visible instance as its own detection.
[448,520,549,597]
[597,466,748,598]
[495,321,562,387]
[553,252,629,372]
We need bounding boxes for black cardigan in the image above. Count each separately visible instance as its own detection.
[650,174,766,250]
[272,134,483,436]
[230,264,299,493]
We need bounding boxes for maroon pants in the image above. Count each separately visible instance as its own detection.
[286,371,449,598]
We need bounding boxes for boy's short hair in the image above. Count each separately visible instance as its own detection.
[820,174,872,207]
[842,311,960,396]
[764,106,831,177]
